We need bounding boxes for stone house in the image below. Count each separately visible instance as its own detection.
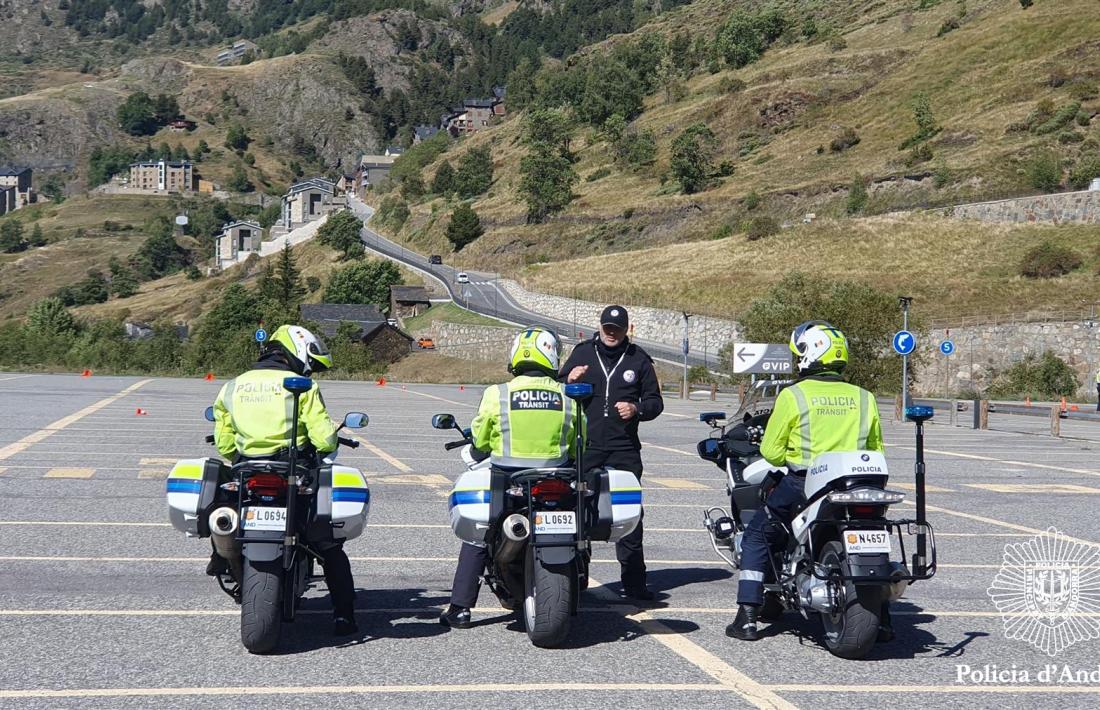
[214,220,263,270]
[0,186,15,216]
[390,286,431,320]
[299,303,413,366]
[412,125,439,144]
[355,155,397,194]
[0,166,33,209]
[444,95,506,136]
[128,160,194,192]
[281,178,340,228]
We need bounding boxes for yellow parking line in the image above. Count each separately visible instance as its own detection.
[347,433,414,473]
[0,380,150,462]
[648,478,711,490]
[372,474,451,486]
[139,457,178,466]
[43,468,95,479]
[890,481,954,493]
[965,483,1100,494]
[138,469,168,479]
[394,386,477,409]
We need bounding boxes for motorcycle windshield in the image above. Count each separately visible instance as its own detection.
[734,378,796,421]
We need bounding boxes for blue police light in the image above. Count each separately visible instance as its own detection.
[905,405,934,423]
[282,376,313,394]
[565,382,594,399]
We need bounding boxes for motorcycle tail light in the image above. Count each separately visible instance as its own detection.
[850,505,883,518]
[531,478,571,501]
[246,473,287,498]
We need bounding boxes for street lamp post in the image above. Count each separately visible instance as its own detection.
[899,296,913,409]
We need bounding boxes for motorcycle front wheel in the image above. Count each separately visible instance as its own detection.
[241,557,283,654]
[522,545,574,648]
[817,540,882,659]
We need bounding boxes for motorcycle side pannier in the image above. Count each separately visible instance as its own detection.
[314,465,371,541]
[449,468,492,543]
[166,458,225,536]
[587,468,642,542]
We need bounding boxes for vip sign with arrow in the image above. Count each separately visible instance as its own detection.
[732,343,792,374]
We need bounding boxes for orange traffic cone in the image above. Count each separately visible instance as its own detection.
[135,408,148,416]
[81,369,92,377]
[376,377,386,386]
[204,373,215,382]
[1071,404,1080,411]
[459,385,465,391]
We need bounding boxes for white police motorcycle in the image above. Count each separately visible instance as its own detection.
[700,382,937,658]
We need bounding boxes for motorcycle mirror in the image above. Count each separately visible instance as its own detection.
[282,376,313,395]
[343,412,369,429]
[203,406,215,422]
[696,438,722,462]
[564,382,593,400]
[699,411,726,423]
[432,413,457,430]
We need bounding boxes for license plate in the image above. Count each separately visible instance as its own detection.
[844,529,891,554]
[534,511,576,535]
[242,507,287,532]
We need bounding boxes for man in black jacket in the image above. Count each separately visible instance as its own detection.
[561,305,664,600]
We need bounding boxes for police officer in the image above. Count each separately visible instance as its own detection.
[726,321,886,642]
[212,324,359,637]
[1094,367,1099,412]
[561,305,664,600]
[440,326,583,628]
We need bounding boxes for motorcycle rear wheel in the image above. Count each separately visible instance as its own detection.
[241,557,283,654]
[522,546,574,648]
[817,540,882,659]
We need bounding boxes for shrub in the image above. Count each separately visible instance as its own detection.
[1034,102,1081,135]
[622,207,635,219]
[827,35,847,52]
[1068,156,1100,190]
[671,123,717,194]
[1076,111,1092,127]
[1019,0,1033,7]
[718,77,746,94]
[316,210,365,260]
[988,352,1078,399]
[743,191,761,210]
[1018,241,1082,279]
[933,161,952,188]
[1025,151,1062,192]
[846,174,869,214]
[446,203,483,251]
[745,215,780,241]
[1069,82,1099,101]
[1059,131,1084,144]
[711,223,733,240]
[829,127,861,153]
[937,17,960,36]
[323,260,402,307]
[585,167,612,182]
[905,143,934,166]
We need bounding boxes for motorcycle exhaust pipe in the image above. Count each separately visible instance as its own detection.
[208,507,243,580]
[495,514,530,564]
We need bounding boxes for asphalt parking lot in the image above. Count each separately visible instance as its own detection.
[2,372,1100,709]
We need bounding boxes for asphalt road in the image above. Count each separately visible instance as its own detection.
[3,372,1100,708]
[347,196,707,369]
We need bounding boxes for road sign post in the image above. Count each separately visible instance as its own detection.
[896,296,914,409]
[681,312,690,400]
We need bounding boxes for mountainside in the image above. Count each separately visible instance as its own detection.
[377,0,1100,316]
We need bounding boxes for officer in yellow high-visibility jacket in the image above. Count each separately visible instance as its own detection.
[440,326,584,629]
[211,324,357,637]
[727,321,887,643]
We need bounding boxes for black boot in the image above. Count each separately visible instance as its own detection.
[725,604,759,641]
[439,604,472,629]
[333,616,359,636]
[877,602,894,642]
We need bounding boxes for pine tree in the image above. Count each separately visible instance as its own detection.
[29,223,46,247]
[274,243,305,310]
[446,204,483,250]
[432,161,455,195]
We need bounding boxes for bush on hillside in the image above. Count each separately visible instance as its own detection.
[829,127,860,153]
[1025,151,1062,192]
[745,215,780,241]
[1018,242,1082,279]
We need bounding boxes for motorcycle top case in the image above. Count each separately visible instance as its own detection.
[588,468,642,542]
[449,468,492,544]
[315,465,371,541]
[166,458,224,536]
[804,450,888,499]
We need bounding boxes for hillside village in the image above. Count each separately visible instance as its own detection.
[0,0,1098,397]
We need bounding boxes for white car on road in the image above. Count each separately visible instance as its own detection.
[456,272,469,284]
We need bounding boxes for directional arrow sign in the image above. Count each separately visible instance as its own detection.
[732,343,792,375]
[892,330,916,356]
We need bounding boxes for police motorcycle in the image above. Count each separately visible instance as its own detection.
[166,376,371,654]
[432,382,642,648]
[699,381,937,659]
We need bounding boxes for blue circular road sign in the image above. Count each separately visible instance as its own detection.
[939,339,955,356]
[255,328,268,343]
[892,330,916,356]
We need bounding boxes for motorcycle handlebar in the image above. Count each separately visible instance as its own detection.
[339,436,359,449]
[444,440,469,451]
[204,434,215,444]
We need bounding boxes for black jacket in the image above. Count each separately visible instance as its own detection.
[560,337,664,451]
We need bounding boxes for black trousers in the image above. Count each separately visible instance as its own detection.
[316,541,356,619]
[450,542,489,609]
[584,448,647,589]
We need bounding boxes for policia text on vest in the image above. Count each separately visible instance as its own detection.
[511,390,564,411]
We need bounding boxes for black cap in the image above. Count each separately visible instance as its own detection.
[600,305,629,330]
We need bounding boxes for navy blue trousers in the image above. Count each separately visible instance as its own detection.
[736,473,805,606]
